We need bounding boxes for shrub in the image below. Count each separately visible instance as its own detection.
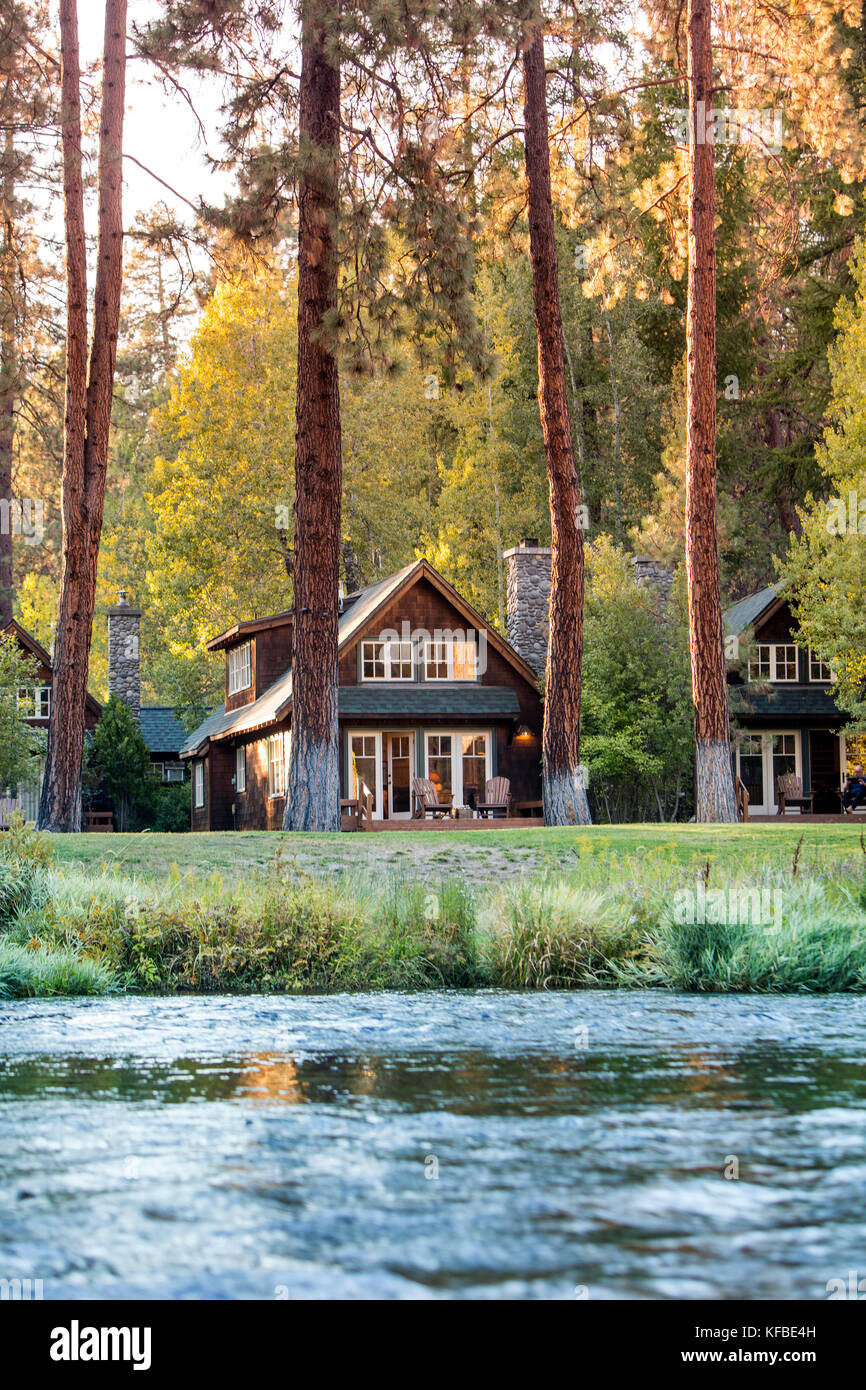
[485,879,641,988]
[0,819,53,927]
[147,783,190,833]
[634,882,866,992]
[0,938,116,997]
[0,813,54,869]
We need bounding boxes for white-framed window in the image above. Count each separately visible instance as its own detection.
[235,744,246,794]
[194,761,205,808]
[423,637,478,681]
[17,685,51,719]
[748,644,798,683]
[152,761,185,784]
[424,728,492,806]
[360,639,413,681]
[809,651,832,683]
[227,641,252,695]
[268,732,289,797]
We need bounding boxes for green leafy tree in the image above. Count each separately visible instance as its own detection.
[90,695,151,832]
[581,538,694,821]
[778,237,866,725]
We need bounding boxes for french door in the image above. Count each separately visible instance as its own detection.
[735,731,800,814]
[347,731,415,820]
[424,730,492,811]
[348,732,382,818]
[387,734,413,819]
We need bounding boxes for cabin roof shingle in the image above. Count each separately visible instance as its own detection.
[338,685,521,719]
[139,706,188,756]
[723,585,779,636]
[730,686,842,720]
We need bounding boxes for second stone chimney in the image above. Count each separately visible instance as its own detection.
[108,590,141,722]
[504,539,551,675]
[505,544,676,674]
[631,555,674,605]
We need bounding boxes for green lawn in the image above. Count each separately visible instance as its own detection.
[48,821,866,890]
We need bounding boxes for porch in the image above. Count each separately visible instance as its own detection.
[734,727,865,818]
[747,813,866,823]
[341,813,545,831]
[344,724,541,826]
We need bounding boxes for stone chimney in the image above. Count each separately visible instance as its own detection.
[504,539,551,674]
[631,555,674,605]
[108,590,141,722]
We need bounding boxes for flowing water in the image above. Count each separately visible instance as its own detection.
[1,990,865,1300]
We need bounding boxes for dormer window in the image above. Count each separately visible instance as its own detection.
[809,651,832,683]
[361,639,413,681]
[424,637,478,681]
[748,644,798,683]
[227,641,252,695]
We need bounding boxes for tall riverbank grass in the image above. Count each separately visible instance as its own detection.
[2,820,866,996]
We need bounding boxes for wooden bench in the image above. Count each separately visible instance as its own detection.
[85,811,114,832]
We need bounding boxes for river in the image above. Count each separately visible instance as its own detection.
[2,990,865,1299]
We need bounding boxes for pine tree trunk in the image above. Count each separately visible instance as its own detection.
[522,31,591,827]
[686,0,738,823]
[39,0,127,832]
[284,0,341,832]
[0,136,16,626]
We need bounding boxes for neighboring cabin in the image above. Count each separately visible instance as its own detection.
[180,559,544,829]
[2,599,188,823]
[724,586,864,814]
[3,619,101,820]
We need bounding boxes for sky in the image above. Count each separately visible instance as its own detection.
[75,0,234,226]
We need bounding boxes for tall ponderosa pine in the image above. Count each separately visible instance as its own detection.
[522,26,591,826]
[286,0,342,831]
[0,124,18,626]
[639,0,866,819]
[684,0,737,822]
[39,0,127,831]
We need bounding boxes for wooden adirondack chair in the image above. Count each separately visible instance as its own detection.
[476,776,511,818]
[412,777,452,819]
[776,774,813,816]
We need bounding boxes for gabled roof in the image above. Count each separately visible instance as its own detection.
[2,619,102,716]
[202,566,420,654]
[335,559,539,686]
[140,706,187,756]
[207,610,293,653]
[179,701,229,757]
[723,585,779,636]
[180,558,538,757]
